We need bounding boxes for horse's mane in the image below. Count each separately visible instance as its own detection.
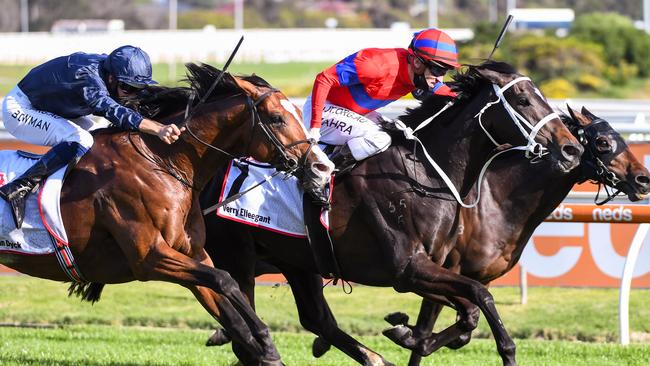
[399,60,518,128]
[126,63,273,119]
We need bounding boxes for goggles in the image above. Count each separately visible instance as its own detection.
[424,59,453,77]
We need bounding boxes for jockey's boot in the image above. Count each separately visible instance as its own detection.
[330,144,356,175]
[0,141,86,229]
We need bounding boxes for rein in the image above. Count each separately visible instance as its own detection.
[394,77,559,208]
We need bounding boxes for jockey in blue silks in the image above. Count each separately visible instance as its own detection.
[0,45,185,228]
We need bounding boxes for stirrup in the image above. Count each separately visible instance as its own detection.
[0,180,39,229]
[0,189,29,229]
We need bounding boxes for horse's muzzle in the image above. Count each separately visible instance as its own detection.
[555,141,583,173]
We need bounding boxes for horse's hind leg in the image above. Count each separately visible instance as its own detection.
[384,297,473,366]
[402,300,445,366]
[281,266,395,366]
[390,253,516,366]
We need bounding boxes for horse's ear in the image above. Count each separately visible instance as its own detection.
[581,107,599,121]
[473,67,507,85]
[233,77,259,98]
[567,104,590,127]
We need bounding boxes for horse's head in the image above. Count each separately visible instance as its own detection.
[462,61,583,173]
[565,106,650,202]
[231,76,333,192]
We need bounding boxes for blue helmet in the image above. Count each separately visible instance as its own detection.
[104,45,157,87]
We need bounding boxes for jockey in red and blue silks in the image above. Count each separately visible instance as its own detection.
[0,45,186,229]
[303,28,460,171]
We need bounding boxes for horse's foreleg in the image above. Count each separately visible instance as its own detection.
[281,267,395,366]
[188,285,274,366]
[130,243,282,365]
[390,252,516,366]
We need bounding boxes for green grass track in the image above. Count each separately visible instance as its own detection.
[0,277,649,365]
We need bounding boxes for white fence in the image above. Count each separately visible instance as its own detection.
[0,28,473,64]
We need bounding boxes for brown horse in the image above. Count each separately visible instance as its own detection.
[204,107,648,366]
[199,61,585,366]
[0,63,332,366]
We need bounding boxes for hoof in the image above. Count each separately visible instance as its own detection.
[312,336,331,358]
[206,328,232,347]
[384,312,409,326]
[382,325,414,348]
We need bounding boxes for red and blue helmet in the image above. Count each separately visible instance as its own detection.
[409,28,460,69]
[104,45,157,87]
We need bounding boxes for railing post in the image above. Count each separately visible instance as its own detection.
[519,265,528,305]
[619,222,650,345]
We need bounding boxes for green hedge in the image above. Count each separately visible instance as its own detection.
[459,12,650,96]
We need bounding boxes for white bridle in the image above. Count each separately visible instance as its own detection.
[476,76,559,159]
[393,77,560,208]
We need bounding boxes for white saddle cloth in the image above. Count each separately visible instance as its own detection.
[215,160,329,238]
[0,150,68,255]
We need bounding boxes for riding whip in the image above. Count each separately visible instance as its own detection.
[487,14,514,60]
[184,35,245,122]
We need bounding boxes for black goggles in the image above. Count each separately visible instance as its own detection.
[425,60,452,77]
[118,82,145,94]
[415,54,452,77]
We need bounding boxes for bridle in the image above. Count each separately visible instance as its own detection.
[573,118,626,204]
[474,76,559,161]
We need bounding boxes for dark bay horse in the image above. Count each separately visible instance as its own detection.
[200,61,584,365]
[387,106,650,366]
[0,63,332,366]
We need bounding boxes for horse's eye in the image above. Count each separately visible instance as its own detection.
[517,96,530,106]
[270,115,284,125]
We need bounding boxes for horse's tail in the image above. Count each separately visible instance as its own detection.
[67,282,105,304]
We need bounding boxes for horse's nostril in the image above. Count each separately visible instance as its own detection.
[313,162,333,173]
[561,144,582,160]
[635,175,650,187]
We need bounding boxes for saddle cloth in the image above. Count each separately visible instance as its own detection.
[0,150,68,255]
[216,160,329,238]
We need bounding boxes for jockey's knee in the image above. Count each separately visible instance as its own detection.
[69,130,94,150]
[346,131,391,160]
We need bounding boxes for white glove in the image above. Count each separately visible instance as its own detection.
[309,127,321,141]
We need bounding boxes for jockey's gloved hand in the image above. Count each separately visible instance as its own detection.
[378,116,404,132]
[411,87,428,101]
[309,127,321,142]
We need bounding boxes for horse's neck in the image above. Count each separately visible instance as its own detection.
[149,99,247,191]
[419,92,497,195]
[468,159,580,267]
